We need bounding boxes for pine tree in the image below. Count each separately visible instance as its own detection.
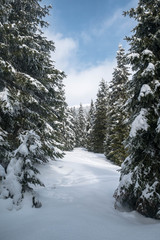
[70,106,78,144]
[0,0,65,208]
[104,45,130,165]
[114,0,160,219]
[75,104,87,147]
[92,79,109,153]
[62,107,76,151]
[86,100,95,151]
[55,79,76,151]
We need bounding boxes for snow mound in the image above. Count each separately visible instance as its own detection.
[130,108,149,137]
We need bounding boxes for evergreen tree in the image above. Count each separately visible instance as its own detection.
[86,100,95,151]
[104,45,130,165]
[62,107,76,151]
[114,0,160,219]
[70,106,78,144]
[92,79,109,153]
[53,78,75,151]
[0,0,65,208]
[75,104,87,147]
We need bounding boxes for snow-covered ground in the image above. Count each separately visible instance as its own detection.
[0,148,159,240]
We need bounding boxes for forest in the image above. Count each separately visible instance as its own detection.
[0,0,160,225]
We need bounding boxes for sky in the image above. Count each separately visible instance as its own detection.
[43,0,138,106]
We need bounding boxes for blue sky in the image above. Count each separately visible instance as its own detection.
[43,0,138,106]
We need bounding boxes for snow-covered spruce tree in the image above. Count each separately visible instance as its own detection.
[75,104,87,147]
[86,100,95,151]
[114,0,160,219]
[0,0,13,180]
[0,0,65,208]
[62,106,76,151]
[92,79,109,153]
[55,79,75,151]
[104,45,130,165]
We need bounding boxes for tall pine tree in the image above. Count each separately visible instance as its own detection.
[0,0,65,208]
[62,106,76,151]
[114,0,160,219]
[86,100,95,151]
[104,45,130,165]
[75,104,87,147]
[92,79,109,153]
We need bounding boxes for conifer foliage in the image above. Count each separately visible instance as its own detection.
[0,0,65,208]
[104,45,130,165]
[75,104,87,147]
[62,106,76,151]
[114,0,160,219]
[92,79,109,153]
[86,100,95,151]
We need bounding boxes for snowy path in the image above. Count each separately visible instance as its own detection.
[0,148,160,240]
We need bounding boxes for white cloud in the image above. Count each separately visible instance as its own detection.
[64,59,116,106]
[44,31,78,71]
[53,33,78,70]
[44,30,116,106]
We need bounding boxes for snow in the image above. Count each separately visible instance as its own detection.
[0,128,7,145]
[16,130,42,155]
[0,165,5,177]
[142,49,153,57]
[128,52,140,59]
[155,80,160,91]
[0,59,16,74]
[130,108,149,137]
[142,63,155,76]
[1,157,23,207]
[0,148,159,240]
[138,84,153,100]
[45,122,55,135]
[16,143,29,156]
[141,181,159,200]
[0,87,14,113]
[117,172,133,196]
[20,73,48,92]
[0,88,9,102]
[156,117,160,133]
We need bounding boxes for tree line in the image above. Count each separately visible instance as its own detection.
[69,44,129,166]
